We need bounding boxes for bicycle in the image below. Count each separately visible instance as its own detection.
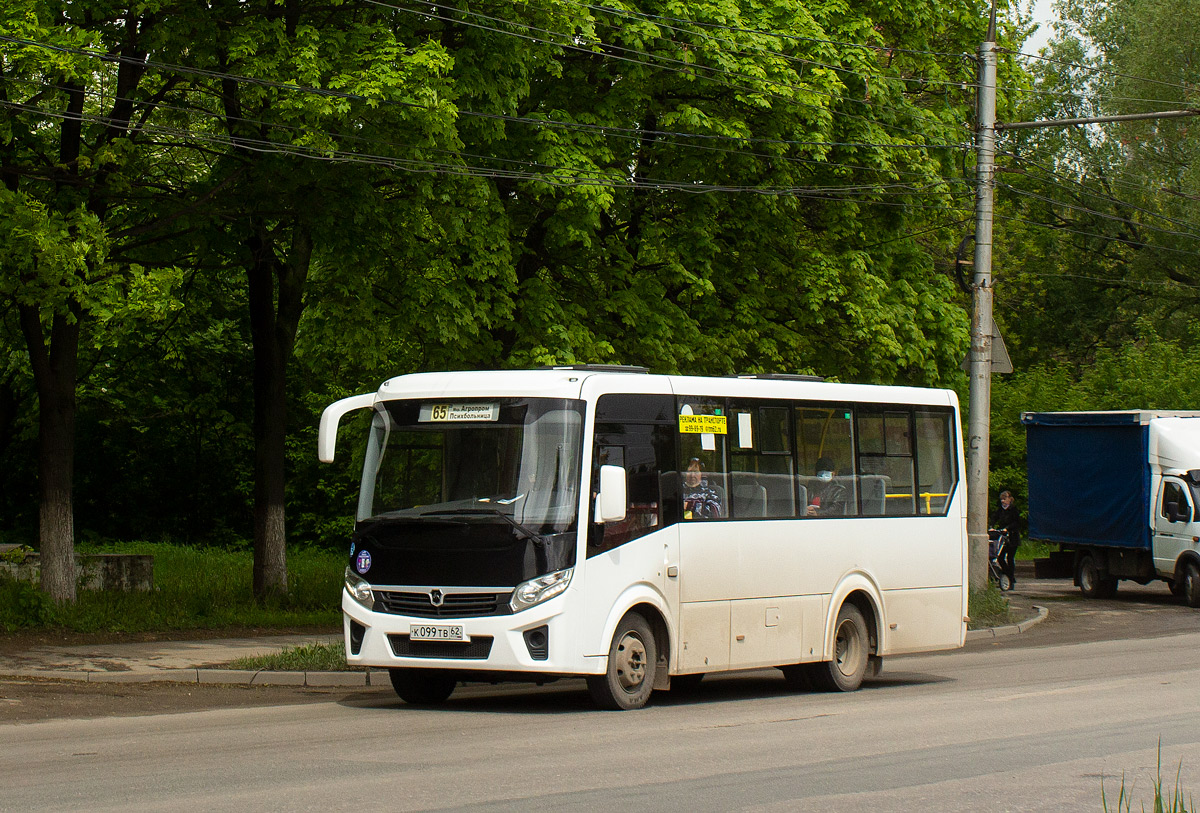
[988,528,1012,591]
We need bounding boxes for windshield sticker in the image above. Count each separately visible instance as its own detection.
[678,414,727,435]
[419,403,500,422]
[355,549,372,575]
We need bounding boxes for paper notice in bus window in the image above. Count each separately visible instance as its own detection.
[419,403,500,422]
[737,413,753,448]
[701,433,716,451]
[678,415,727,434]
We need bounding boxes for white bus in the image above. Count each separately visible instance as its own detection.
[319,366,966,710]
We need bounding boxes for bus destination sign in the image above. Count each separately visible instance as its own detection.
[419,403,500,422]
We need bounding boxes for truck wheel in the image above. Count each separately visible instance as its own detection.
[388,668,457,705]
[1182,561,1200,608]
[809,604,870,693]
[586,612,657,710]
[1078,555,1117,598]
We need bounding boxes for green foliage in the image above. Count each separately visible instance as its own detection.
[0,573,56,629]
[0,0,1013,554]
[0,545,33,563]
[0,542,343,634]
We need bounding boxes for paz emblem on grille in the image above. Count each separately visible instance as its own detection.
[429,589,444,607]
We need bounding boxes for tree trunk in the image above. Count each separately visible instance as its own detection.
[246,221,312,600]
[19,304,81,604]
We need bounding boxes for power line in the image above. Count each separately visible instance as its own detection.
[0,34,970,153]
[457,0,981,94]
[1023,270,1200,290]
[0,98,976,199]
[997,149,1200,233]
[4,73,972,190]
[575,0,971,58]
[1002,85,1185,108]
[363,0,964,140]
[993,209,1200,258]
[1003,47,1200,95]
[999,182,1200,243]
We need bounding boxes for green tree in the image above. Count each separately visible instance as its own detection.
[0,0,196,600]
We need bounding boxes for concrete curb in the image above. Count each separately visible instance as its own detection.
[1,608,1050,685]
[966,604,1049,641]
[0,667,381,687]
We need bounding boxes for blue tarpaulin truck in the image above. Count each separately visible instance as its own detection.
[1022,411,1200,604]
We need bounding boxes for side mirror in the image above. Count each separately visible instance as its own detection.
[595,465,627,524]
[318,393,376,462]
[1166,501,1186,523]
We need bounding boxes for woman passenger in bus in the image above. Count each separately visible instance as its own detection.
[806,457,849,517]
[682,458,724,519]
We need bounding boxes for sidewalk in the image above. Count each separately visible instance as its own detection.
[0,632,386,687]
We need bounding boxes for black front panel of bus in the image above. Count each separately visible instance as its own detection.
[350,519,576,587]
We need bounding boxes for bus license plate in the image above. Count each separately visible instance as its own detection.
[410,624,467,642]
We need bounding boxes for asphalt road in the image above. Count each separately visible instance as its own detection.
[5,579,1200,812]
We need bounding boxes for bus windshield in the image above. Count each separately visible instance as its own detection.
[358,398,584,533]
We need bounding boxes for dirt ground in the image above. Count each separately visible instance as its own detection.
[0,625,339,657]
[0,676,380,724]
[4,578,1200,725]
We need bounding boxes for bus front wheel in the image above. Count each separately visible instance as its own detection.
[388,668,457,705]
[587,613,657,710]
[809,604,869,693]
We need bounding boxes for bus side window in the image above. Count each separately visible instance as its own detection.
[678,399,728,520]
[915,410,958,515]
[857,409,916,516]
[730,403,795,518]
[796,406,858,517]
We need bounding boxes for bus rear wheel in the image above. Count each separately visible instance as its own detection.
[388,668,457,705]
[587,613,657,710]
[809,604,869,693]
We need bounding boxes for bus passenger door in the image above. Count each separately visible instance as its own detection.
[676,524,732,673]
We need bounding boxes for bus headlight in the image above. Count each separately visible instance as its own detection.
[510,568,573,613]
[344,566,374,608]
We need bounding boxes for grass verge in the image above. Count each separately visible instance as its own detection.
[967,583,1014,630]
[227,641,354,672]
[0,541,344,634]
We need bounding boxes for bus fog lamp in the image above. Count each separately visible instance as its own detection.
[344,566,374,607]
[510,568,573,612]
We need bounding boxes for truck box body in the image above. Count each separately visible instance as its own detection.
[1022,412,1154,550]
[1023,411,1200,549]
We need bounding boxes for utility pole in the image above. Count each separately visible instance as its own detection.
[967,9,998,590]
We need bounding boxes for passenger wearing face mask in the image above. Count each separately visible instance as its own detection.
[806,456,848,517]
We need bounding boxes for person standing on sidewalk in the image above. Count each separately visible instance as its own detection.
[991,490,1022,589]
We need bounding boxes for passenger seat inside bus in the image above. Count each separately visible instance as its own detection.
[731,478,768,518]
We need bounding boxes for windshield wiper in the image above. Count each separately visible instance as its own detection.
[419,507,548,545]
[365,511,468,524]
